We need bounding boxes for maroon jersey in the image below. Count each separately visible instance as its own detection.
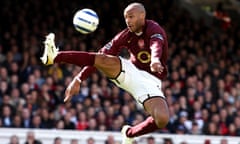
[100,20,168,80]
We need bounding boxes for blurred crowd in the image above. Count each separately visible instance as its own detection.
[8,131,121,144]
[0,0,240,143]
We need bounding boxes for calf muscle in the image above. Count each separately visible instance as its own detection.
[143,97,169,128]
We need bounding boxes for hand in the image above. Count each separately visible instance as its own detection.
[64,77,81,102]
[150,61,164,73]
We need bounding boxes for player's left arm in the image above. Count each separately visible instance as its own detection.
[149,33,165,73]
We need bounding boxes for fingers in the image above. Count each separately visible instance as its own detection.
[151,63,164,73]
[151,67,158,72]
[156,66,164,73]
[158,65,164,73]
[64,90,71,103]
[64,81,74,103]
[63,96,69,103]
[64,85,75,103]
[64,77,81,103]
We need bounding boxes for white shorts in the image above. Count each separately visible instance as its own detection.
[110,57,165,105]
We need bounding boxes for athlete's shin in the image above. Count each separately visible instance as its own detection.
[54,51,95,67]
[126,116,159,137]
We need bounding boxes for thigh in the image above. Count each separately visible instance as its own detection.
[94,54,121,78]
[143,97,169,128]
[111,58,165,105]
[144,97,169,123]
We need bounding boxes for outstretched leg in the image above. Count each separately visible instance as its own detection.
[41,33,121,78]
[55,52,121,79]
[55,51,96,67]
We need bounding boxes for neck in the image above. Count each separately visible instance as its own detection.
[135,20,145,36]
[135,31,143,36]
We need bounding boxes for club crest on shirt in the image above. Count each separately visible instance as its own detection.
[138,39,145,49]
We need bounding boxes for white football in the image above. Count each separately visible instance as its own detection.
[73,8,99,34]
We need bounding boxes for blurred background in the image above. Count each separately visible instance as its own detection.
[0,0,240,144]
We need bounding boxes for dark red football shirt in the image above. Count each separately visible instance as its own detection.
[100,20,168,80]
[79,20,168,80]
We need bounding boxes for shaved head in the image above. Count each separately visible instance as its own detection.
[123,2,146,33]
[124,2,146,16]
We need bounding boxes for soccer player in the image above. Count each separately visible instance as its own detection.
[41,2,169,144]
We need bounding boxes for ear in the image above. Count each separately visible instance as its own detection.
[140,12,146,20]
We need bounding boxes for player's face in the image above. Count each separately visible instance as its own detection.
[124,9,144,33]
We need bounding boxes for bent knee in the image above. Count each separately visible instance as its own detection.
[144,97,170,128]
[94,54,121,78]
[154,113,169,128]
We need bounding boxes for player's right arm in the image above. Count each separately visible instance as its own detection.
[64,66,96,102]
